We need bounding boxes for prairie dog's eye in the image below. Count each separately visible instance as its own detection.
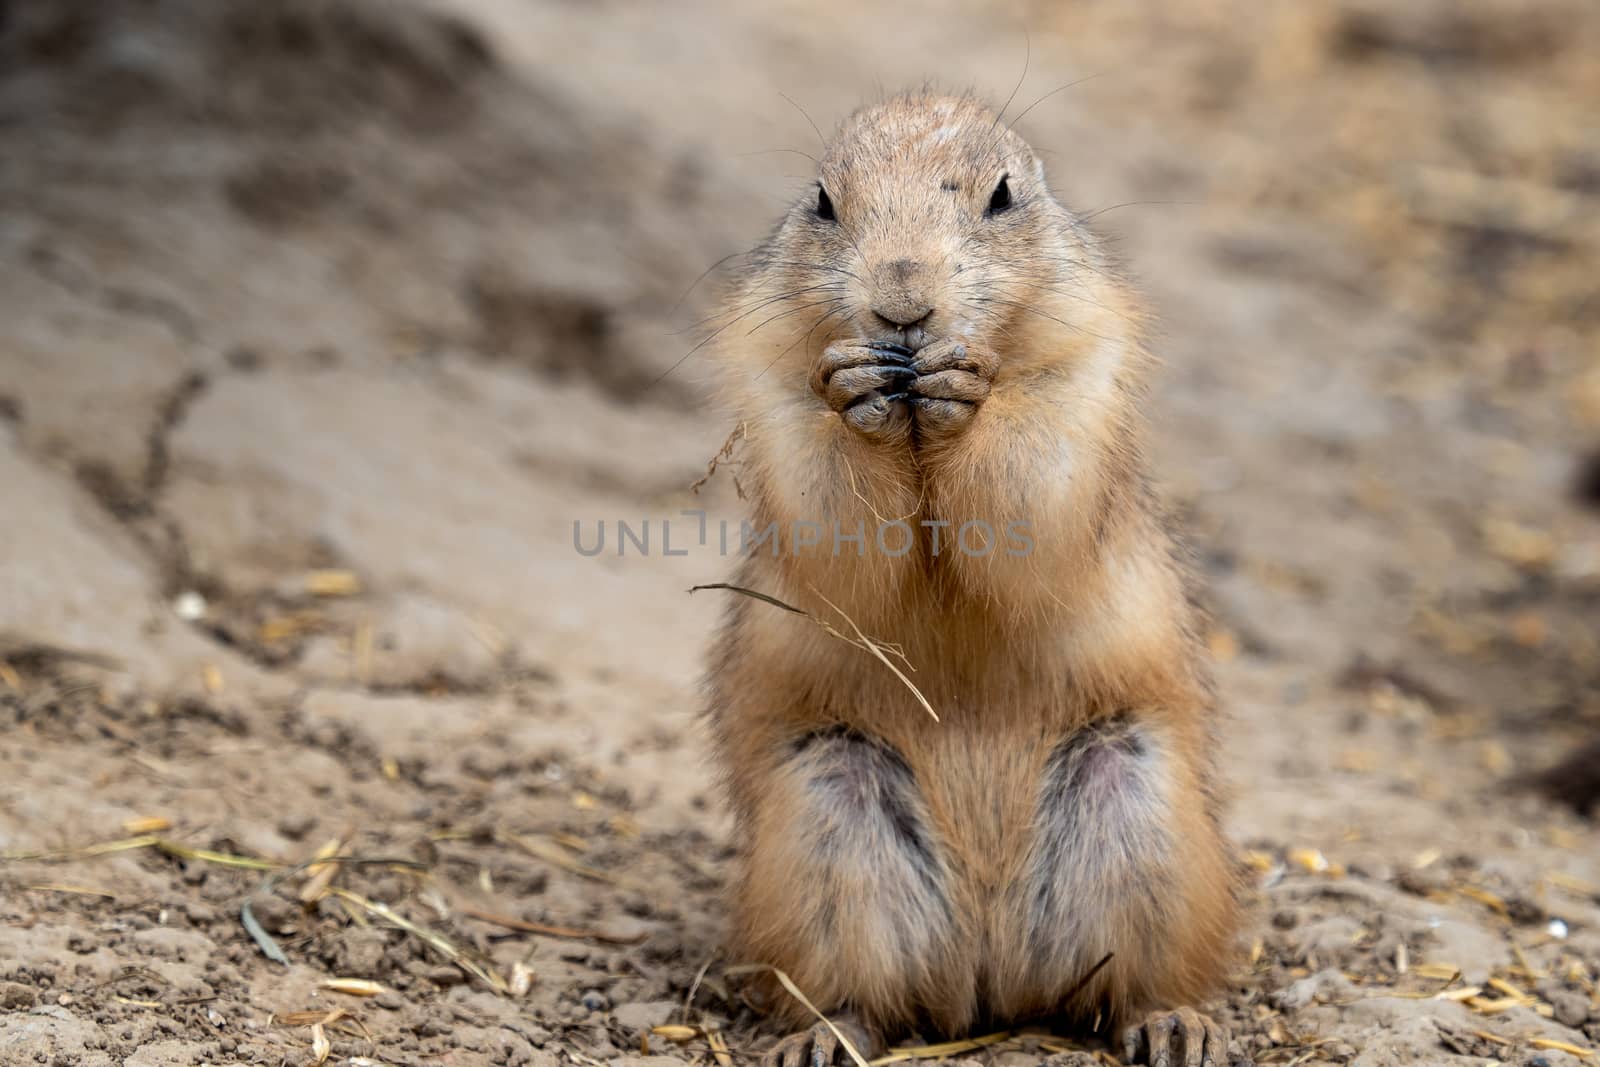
[987,175,1013,216]
[816,185,836,222]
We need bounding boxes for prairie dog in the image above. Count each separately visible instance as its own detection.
[704,92,1241,1066]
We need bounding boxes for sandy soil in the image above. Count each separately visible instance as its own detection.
[2,1,1599,1064]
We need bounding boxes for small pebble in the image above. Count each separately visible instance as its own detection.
[426,966,465,987]
[0,982,37,1010]
[276,813,317,841]
[580,990,609,1012]
[1549,989,1589,1028]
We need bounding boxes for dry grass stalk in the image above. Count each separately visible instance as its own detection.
[457,903,646,945]
[154,839,278,871]
[24,883,116,899]
[496,830,623,885]
[682,954,717,1022]
[300,836,349,904]
[320,978,387,997]
[4,834,280,870]
[1508,941,1539,981]
[651,1025,700,1042]
[329,887,508,994]
[1546,871,1599,897]
[2,833,161,862]
[112,995,164,1009]
[242,852,430,965]
[550,831,589,853]
[1435,986,1482,1003]
[1457,885,1509,917]
[725,964,870,1067]
[1485,977,1533,1000]
[353,620,375,686]
[872,1030,1011,1065]
[305,569,362,597]
[1467,995,1530,1015]
[810,587,937,722]
[200,663,224,694]
[274,1009,349,1027]
[1528,1038,1593,1057]
[690,583,938,721]
[257,610,324,645]
[706,1028,734,1067]
[690,420,748,496]
[311,1022,332,1065]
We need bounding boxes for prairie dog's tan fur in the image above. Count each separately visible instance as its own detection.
[705,93,1240,1065]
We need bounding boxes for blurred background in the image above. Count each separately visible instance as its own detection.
[1,1,1598,1063]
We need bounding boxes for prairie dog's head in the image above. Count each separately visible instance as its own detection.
[739,92,1099,363]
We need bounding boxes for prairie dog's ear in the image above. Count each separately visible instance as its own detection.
[1032,157,1047,183]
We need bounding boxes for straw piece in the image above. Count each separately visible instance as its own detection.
[689,583,939,721]
[707,1028,734,1067]
[329,888,508,994]
[24,883,116,899]
[457,903,646,945]
[1529,1038,1593,1058]
[154,839,278,871]
[305,570,362,597]
[651,1025,701,1042]
[497,831,624,885]
[320,979,387,997]
[810,588,938,722]
[1457,885,1509,916]
[726,964,870,1067]
[871,1030,1011,1065]
[2,834,161,862]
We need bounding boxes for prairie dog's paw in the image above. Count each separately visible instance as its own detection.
[812,339,917,443]
[907,338,997,443]
[763,1020,879,1067]
[1122,1008,1231,1067]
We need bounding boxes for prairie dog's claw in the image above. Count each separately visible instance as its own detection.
[1122,1007,1230,1067]
[865,340,916,361]
[762,1021,879,1067]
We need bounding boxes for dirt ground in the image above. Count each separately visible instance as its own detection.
[2,0,1599,1064]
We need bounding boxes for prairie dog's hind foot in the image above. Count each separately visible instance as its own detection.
[1121,1008,1230,1067]
[763,1018,881,1067]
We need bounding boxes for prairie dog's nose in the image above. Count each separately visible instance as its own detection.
[870,257,934,328]
[872,303,933,329]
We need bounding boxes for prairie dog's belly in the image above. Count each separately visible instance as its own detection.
[772,714,1179,1026]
